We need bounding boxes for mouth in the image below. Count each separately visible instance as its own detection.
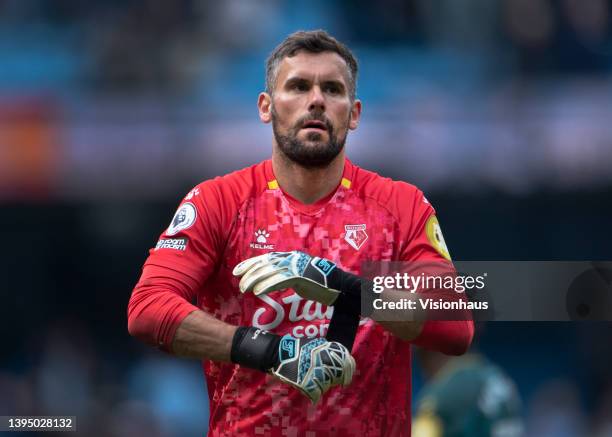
[301,120,328,132]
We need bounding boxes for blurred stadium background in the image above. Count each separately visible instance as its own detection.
[1,1,612,436]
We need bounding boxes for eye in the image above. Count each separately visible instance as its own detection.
[291,81,309,92]
[324,84,341,95]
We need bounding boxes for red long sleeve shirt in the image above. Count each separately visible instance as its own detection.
[128,158,474,436]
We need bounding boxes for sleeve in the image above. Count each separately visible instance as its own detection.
[127,183,224,351]
[399,187,474,355]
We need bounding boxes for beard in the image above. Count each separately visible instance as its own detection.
[272,106,348,169]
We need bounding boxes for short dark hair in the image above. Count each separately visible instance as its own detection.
[265,30,358,100]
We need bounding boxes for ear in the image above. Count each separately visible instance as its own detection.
[349,99,362,130]
[258,92,272,124]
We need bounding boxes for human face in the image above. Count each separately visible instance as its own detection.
[258,51,361,168]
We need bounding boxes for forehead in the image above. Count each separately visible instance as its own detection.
[275,51,350,85]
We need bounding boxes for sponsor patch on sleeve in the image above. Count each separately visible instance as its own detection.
[166,202,197,236]
[155,237,189,251]
[425,215,451,261]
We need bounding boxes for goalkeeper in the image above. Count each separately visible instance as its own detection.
[128,30,473,437]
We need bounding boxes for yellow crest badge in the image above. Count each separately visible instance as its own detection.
[425,215,451,261]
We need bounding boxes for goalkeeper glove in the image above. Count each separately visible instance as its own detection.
[231,327,355,404]
[233,251,363,313]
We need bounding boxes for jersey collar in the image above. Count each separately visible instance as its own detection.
[264,158,355,215]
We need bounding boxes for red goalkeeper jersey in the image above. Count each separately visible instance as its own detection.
[128,158,473,437]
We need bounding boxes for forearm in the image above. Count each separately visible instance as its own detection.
[377,320,424,341]
[128,267,237,359]
[370,288,473,353]
[171,310,237,361]
[372,289,424,341]
[332,271,424,341]
[128,276,201,350]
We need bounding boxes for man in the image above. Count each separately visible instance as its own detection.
[128,30,473,436]
[413,348,524,437]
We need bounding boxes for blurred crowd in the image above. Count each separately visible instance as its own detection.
[1,0,610,91]
[1,320,207,437]
[0,0,611,199]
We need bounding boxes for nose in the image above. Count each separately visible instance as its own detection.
[308,85,325,112]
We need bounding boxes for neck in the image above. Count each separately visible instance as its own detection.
[271,147,345,205]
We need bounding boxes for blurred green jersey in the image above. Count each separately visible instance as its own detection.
[413,355,524,437]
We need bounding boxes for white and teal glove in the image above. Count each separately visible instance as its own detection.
[233,251,346,306]
[272,334,354,403]
[231,327,355,404]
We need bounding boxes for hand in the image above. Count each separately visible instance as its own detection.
[271,334,355,404]
[233,251,341,306]
[230,327,355,404]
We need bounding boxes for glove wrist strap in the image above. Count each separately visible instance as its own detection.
[328,269,371,315]
[231,327,280,372]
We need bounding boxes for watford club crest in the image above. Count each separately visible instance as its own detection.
[344,224,368,250]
